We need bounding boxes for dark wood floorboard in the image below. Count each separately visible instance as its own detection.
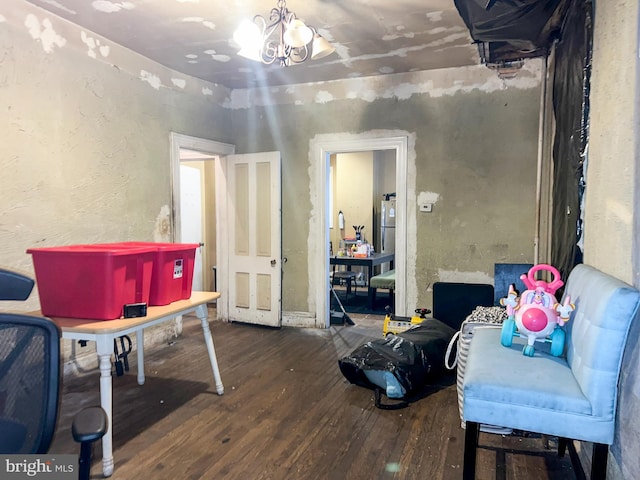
[49,310,577,479]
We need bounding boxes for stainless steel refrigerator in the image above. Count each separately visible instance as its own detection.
[380,199,396,273]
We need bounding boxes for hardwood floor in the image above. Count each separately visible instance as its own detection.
[49,310,577,479]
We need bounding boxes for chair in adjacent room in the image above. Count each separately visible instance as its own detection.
[0,268,107,480]
[331,267,358,304]
[368,269,395,309]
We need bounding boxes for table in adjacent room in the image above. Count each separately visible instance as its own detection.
[330,252,395,287]
[45,291,223,477]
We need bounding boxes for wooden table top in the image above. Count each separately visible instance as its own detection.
[31,291,220,334]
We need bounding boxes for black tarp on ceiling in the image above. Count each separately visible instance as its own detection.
[453,0,569,63]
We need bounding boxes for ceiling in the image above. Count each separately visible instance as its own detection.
[21,0,481,90]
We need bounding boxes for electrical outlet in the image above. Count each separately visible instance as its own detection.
[420,203,433,213]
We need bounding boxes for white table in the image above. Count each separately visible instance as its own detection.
[46,291,224,477]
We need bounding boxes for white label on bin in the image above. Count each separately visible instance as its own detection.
[173,259,183,279]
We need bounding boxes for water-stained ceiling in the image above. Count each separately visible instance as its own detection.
[21,0,480,89]
[20,0,568,90]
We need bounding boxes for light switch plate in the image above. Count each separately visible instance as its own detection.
[420,203,433,213]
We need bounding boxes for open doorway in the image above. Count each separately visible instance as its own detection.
[310,134,410,328]
[330,151,396,314]
[179,151,215,292]
[169,133,235,296]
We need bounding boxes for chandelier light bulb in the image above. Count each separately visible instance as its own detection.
[234,0,335,67]
[311,33,336,60]
[233,19,262,50]
[283,19,313,48]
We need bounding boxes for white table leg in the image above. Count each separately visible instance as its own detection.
[136,329,145,385]
[195,303,224,395]
[96,337,114,477]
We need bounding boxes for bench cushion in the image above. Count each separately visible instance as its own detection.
[465,329,591,414]
[370,269,395,289]
[463,329,601,440]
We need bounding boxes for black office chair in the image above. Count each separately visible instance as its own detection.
[0,268,107,480]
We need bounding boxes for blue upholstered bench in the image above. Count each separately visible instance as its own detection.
[368,269,395,309]
[461,264,640,479]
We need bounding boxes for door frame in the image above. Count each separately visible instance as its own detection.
[310,134,409,327]
[170,133,235,318]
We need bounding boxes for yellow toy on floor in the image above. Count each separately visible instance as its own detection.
[382,306,431,336]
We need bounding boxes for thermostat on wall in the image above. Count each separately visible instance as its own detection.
[420,203,433,213]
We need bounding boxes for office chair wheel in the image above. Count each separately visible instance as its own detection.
[72,406,108,480]
[500,318,516,347]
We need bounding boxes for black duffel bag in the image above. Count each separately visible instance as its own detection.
[338,319,456,409]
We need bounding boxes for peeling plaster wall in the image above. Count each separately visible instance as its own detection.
[0,1,232,366]
[225,61,541,110]
[228,61,542,314]
[586,2,640,479]
[585,4,637,285]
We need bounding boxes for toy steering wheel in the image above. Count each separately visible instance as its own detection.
[521,264,564,295]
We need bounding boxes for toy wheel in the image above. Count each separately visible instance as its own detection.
[550,327,566,357]
[500,318,516,347]
[523,345,535,357]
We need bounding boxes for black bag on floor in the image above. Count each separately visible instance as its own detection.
[338,319,456,409]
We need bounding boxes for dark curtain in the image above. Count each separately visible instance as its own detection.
[550,0,593,280]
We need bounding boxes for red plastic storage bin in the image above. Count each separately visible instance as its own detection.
[26,244,155,320]
[99,242,199,306]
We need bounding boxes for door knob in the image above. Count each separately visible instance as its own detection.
[270,259,277,266]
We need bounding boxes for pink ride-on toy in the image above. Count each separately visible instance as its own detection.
[500,264,574,357]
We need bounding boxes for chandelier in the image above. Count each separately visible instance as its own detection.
[233,0,335,66]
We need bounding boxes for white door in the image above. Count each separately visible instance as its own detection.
[227,152,281,326]
[179,164,204,291]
